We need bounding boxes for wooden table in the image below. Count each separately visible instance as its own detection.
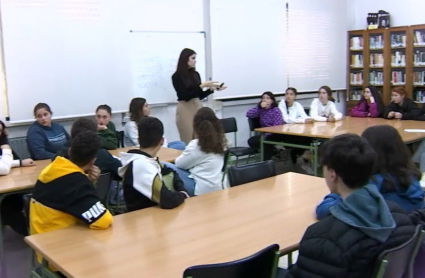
[25,172,328,278]
[255,117,425,175]
[109,147,182,162]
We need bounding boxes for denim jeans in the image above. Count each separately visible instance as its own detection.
[167,141,186,151]
[162,162,196,197]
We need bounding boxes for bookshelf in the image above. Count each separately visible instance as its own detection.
[346,24,425,114]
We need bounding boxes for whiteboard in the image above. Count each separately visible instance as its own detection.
[0,0,204,123]
[130,32,206,104]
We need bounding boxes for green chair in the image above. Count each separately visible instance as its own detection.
[183,244,280,278]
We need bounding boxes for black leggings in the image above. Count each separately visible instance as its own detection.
[1,194,27,236]
[248,134,312,163]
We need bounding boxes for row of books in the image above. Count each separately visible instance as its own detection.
[370,35,384,49]
[369,71,384,85]
[349,90,364,101]
[350,72,363,85]
[391,71,406,85]
[414,90,425,103]
[414,51,425,66]
[413,71,425,85]
[351,54,363,67]
[350,36,364,50]
[391,51,406,67]
[414,31,425,46]
[370,53,384,67]
[390,33,406,48]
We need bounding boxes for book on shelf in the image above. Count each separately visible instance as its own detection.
[391,71,405,85]
[350,90,363,101]
[413,30,425,46]
[414,90,425,103]
[391,51,406,66]
[351,54,363,67]
[413,71,425,85]
[350,36,364,50]
[350,72,363,85]
[390,33,406,48]
[369,53,384,67]
[414,50,425,66]
[369,71,384,85]
[369,35,384,49]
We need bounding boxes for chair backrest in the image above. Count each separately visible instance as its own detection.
[222,149,231,173]
[23,194,32,231]
[220,117,238,134]
[248,117,261,132]
[95,173,112,205]
[183,244,279,278]
[374,224,424,278]
[228,160,276,187]
[304,108,310,116]
[116,131,124,148]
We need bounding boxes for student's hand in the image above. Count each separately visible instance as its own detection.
[260,101,269,109]
[305,118,314,124]
[327,116,336,122]
[369,96,375,103]
[394,112,402,119]
[97,125,107,131]
[0,144,11,150]
[387,111,395,118]
[21,159,35,167]
[200,81,219,89]
[180,191,190,198]
[87,165,101,183]
[367,113,371,117]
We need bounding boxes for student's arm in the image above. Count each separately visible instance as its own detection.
[27,129,55,160]
[124,121,139,147]
[98,128,118,150]
[315,193,342,220]
[383,103,396,118]
[368,102,380,118]
[161,163,188,193]
[350,104,368,117]
[330,102,343,121]
[174,140,201,170]
[0,148,15,175]
[246,106,260,118]
[309,100,327,122]
[401,101,417,120]
[96,149,122,181]
[270,107,284,126]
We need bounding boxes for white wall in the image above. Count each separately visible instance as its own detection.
[347,0,425,30]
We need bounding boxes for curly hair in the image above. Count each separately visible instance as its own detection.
[193,107,226,155]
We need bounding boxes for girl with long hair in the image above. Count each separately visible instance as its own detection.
[350,86,385,117]
[310,86,343,122]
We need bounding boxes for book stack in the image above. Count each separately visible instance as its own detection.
[391,51,406,66]
[369,35,384,49]
[369,71,384,85]
[414,50,425,66]
[414,31,425,46]
[351,54,363,67]
[350,72,363,85]
[370,53,384,67]
[391,71,406,85]
[413,71,425,85]
[350,36,364,50]
[390,33,406,48]
[350,90,363,101]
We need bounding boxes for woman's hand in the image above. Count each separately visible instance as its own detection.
[369,96,375,103]
[305,118,314,124]
[260,101,270,109]
[21,159,35,167]
[394,112,402,119]
[200,81,219,89]
[327,115,336,122]
[387,111,395,118]
[97,125,107,131]
[216,86,227,91]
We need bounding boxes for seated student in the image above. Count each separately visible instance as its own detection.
[123,98,185,150]
[0,121,35,236]
[170,107,226,196]
[56,118,122,180]
[95,104,118,150]
[309,86,343,122]
[316,125,424,219]
[30,131,113,235]
[350,85,385,118]
[384,86,416,120]
[279,134,415,278]
[246,91,283,160]
[119,117,189,212]
[27,103,70,160]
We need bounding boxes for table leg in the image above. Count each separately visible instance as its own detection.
[313,140,318,176]
[260,134,264,161]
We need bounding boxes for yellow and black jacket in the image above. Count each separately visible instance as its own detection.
[30,156,113,236]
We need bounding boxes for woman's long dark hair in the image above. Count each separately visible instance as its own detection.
[319,86,335,102]
[193,107,226,155]
[175,48,200,88]
[358,86,385,116]
[129,98,146,123]
[257,91,278,109]
[361,125,421,192]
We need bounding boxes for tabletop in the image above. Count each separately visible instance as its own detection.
[25,172,328,278]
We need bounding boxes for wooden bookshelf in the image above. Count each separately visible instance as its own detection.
[346,24,425,114]
[347,30,365,113]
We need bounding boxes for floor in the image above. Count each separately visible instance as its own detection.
[2,156,310,278]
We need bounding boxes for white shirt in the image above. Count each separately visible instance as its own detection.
[123,120,168,148]
[278,101,310,123]
[0,149,20,175]
[175,139,224,196]
[309,98,343,122]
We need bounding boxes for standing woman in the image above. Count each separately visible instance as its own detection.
[172,48,226,144]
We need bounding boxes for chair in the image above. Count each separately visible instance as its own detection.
[227,160,276,187]
[248,117,261,136]
[116,131,124,148]
[220,117,257,165]
[304,108,310,116]
[183,244,280,278]
[94,173,112,208]
[374,224,424,278]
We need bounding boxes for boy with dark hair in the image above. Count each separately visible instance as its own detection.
[119,117,189,211]
[56,117,121,179]
[30,131,113,236]
[281,134,415,278]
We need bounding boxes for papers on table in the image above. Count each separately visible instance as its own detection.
[404,129,425,133]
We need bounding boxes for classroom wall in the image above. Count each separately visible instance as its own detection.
[347,0,425,30]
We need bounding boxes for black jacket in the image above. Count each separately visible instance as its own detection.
[172,71,213,101]
[412,103,425,121]
[383,98,417,120]
[286,202,415,278]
